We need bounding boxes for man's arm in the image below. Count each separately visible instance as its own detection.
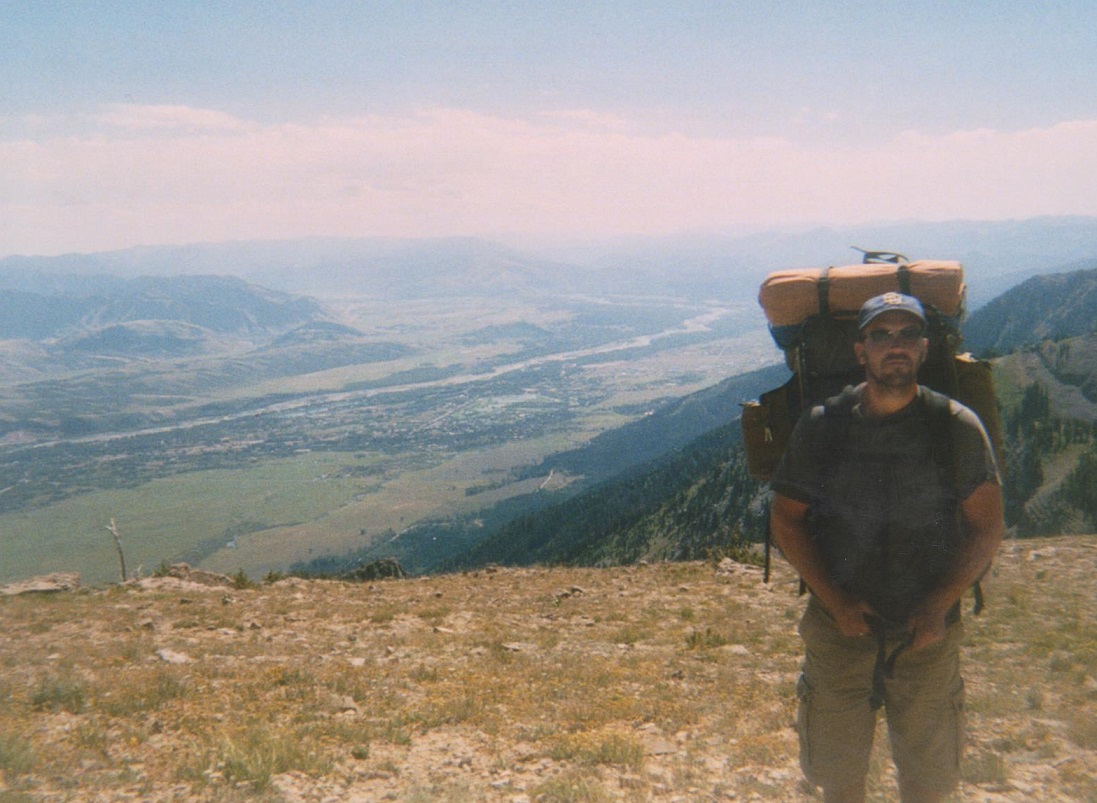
[908,480,1005,650]
[770,492,876,638]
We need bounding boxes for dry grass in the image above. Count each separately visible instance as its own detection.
[1,536,1096,801]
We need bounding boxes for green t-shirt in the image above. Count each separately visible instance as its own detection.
[771,385,1000,622]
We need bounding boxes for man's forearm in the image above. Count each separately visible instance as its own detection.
[924,481,1005,614]
[770,493,866,621]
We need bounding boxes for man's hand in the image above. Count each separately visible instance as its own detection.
[769,494,878,639]
[907,603,949,651]
[827,592,877,638]
[906,481,1005,652]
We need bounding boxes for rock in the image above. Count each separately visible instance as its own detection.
[645,738,679,756]
[554,586,585,600]
[323,694,360,715]
[0,572,80,596]
[156,649,193,665]
[164,563,235,588]
[502,642,537,652]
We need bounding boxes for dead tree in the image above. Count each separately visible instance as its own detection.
[106,518,128,582]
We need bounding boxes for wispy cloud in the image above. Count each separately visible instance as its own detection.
[1,105,1095,256]
[95,104,253,132]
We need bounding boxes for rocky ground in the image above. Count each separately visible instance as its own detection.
[2,535,1095,802]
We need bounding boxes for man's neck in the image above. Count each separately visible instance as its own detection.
[859,382,919,418]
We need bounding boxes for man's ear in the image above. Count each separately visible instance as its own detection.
[853,339,866,365]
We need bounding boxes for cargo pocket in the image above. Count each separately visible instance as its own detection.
[796,673,816,781]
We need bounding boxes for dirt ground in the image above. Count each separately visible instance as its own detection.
[2,535,1095,802]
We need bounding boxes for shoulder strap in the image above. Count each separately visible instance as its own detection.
[764,386,856,587]
[919,388,988,615]
[763,385,856,584]
[821,386,859,448]
[920,387,955,484]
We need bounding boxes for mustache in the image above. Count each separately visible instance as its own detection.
[881,355,916,369]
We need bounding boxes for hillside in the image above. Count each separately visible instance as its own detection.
[291,365,785,576]
[445,419,757,572]
[2,536,1095,801]
[0,273,329,342]
[965,264,1097,355]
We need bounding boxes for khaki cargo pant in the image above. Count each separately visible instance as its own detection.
[795,596,966,793]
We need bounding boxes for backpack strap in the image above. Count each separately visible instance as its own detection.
[816,266,832,317]
[897,262,912,295]
[820,385,859,451]
[763,385,856,585]
[921,388,954,486]
[920,388,987,616]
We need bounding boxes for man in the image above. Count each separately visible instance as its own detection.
[769,292,1004,803]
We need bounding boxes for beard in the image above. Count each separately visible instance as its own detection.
[867,354,919,389]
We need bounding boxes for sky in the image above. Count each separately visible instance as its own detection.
[2,1,1097,257]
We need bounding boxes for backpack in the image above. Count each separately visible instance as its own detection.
[743,251,1002,709]
[740,250,1004,582]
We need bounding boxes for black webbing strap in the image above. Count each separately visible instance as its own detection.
[816,266,832,316]
[763,502,771,583]
[866,601,962,710]
[897,263,912,295]
[867,617,914,711]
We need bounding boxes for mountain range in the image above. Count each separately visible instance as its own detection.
[7,216,1097,304]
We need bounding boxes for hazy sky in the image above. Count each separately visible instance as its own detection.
[3,2,1097,257]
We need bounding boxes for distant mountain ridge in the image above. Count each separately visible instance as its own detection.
[964,263,1097,355]
[6,216,1097,303]
[62,320,217,358]
[0,273,329,342]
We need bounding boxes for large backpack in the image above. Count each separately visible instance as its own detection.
[740,250,1004,581]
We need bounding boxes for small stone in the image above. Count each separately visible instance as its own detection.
[156,649,193,665]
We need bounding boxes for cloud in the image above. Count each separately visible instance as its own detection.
[1,105,1096,255]
[95,104,253,132]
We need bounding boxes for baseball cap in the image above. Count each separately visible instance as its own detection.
[858,292,926,330]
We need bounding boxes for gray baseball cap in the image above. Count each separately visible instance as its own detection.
[858,292,926,329]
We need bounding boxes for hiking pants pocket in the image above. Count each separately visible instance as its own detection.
[796,599,880,789]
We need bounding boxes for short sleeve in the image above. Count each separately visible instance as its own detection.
[769,406,827,503]
[950,401,1001,499]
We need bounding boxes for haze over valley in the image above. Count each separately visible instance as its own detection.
[0,238,776,584]
[3,218,1097,585]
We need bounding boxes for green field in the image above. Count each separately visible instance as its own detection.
[0,453,389,585]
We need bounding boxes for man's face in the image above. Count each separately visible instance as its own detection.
[854,310,928,389]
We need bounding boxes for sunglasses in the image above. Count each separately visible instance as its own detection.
[863,325,925,346]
